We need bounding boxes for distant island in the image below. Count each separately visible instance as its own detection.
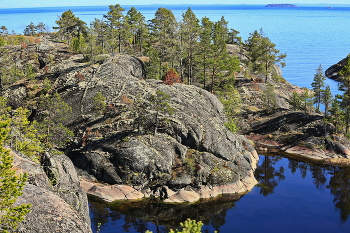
[265,4,298,7]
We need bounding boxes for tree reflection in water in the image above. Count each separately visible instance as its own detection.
[254,156,285,196]
[288,158,328,189]
[89,155,350,232]
[255,155,350,223]
[327,166,350,223]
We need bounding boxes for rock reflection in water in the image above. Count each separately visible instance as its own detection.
[89,155,350,232]
[89,194,243,233]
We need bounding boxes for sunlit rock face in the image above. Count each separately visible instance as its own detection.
[12,150,92,233]
[53,53,259,202]
[3,39,258,203]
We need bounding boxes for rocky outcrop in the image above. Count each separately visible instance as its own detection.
[325,57,347,81]
[235,73,302,118]
[80,178,144,202]
[15,184,91,233]
[12,150,92,233]
[80,169,256,204]
[4,39,258,203]
[241,110,350,166]
[41,151,90,225]
[34,52,259,202]
[234,68,350,165]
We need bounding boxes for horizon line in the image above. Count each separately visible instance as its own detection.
[1,3,350,10]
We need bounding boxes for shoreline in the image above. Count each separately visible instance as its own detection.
[246,134,350,167]
[79,168,258,204]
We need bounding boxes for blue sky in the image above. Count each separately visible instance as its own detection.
[0,0,349,8]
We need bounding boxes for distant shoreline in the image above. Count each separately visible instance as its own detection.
[265,4,297,8]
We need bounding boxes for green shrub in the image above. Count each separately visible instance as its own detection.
[0,120,31,232]
[272,74,286,83]
[224,118,238,133]
[145,219,217,233]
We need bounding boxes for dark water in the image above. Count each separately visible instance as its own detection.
[89,155,350,233]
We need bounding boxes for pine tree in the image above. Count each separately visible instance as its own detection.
[198,17,214,90]
[125,7,148,55]
[338,54,350,134]
[104,4,129,53]
[0,120,31,232]
[90,18,108,53]
[148,91,175,135]
[0,52,27,86]
[35,22,48,34]
[10,108,44,160]
[145,219,204,233]
[0,26,8,36]
[149,7,179,75]
[219,81,241,133]
[311,65,326,112]
[262,82,277,112]
[322,85,332,118]
[145,47,162,79]
[35,93,73,148]
[207,18,240,93]
[245,29,286,82]
[82,29,101,62]
[0,97,10,120]
[0,99,43,159]
[300,88,314,114]
[289,91,301,111]
[54,10,87,44]
[180,8,200,85]
[92,92,107,116]
[23,22,37,36]
[132,95,148,134]
[70,34,86,54]
[227,28,241,45]
[329,98,342,134]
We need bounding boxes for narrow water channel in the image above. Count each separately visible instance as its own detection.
[89,155,350,233]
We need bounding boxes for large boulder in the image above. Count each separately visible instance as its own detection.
[48,53,259,202]
[15,184,91,233]
[12,150,92,233]
[41,151,90,226]
[4,48,259,202]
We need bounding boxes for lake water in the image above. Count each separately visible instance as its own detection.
[2,4,350,232]
[89,155,350,233]
[1,4,350,95]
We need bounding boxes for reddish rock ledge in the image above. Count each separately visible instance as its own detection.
[80,170,257,204]
[246,134,350,167]
[80,178,144,202]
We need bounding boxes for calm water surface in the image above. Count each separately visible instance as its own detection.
[89,155,350,233]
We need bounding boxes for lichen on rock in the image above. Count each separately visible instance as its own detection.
[3,40,259,204]
[12,150,92,233]
[54,53,259,203]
